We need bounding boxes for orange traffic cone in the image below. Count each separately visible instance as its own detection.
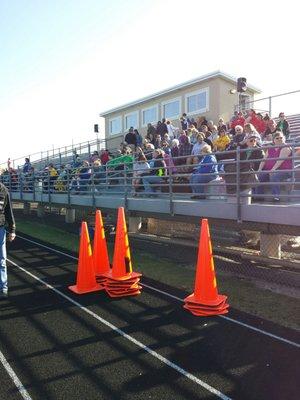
[103,207,142,298]
[93,210,110,288]
[184,219,229,316]
[69,222,102,294]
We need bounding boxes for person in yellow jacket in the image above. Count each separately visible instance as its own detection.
[213,128,230,152]
[48,163,58,192]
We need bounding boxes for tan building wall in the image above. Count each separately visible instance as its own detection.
[102,74,258,151]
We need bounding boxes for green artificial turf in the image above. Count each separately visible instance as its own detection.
[15,218,300,331]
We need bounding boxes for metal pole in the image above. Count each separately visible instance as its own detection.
[20,172,23,201]
[169,167,174,216]
[236,146,242,222]
[48,170,51,204]
[92,167,96,208]
[124,167,128,211]
[269,96,272,117]
[33,170,36,202]
[96,134,100,154]
[67,169,70,206]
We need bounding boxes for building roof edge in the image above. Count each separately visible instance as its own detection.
[99,70,261,116]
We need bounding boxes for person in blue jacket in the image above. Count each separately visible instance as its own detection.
[190,144,219,199]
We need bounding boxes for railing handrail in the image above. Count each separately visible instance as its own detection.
[235,89,300,118]
[245,90,300,105]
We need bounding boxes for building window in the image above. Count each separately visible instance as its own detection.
[124,112,139,130]
[185,88,209,114]
[142,105,158,126]
[109,116,122,135]
[161,97,181,119]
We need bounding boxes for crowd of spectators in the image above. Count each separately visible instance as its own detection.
[1,110,299,202]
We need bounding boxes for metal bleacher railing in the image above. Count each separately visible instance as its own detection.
[1,143,300,223]
[1,137,107,171]
[235,89,300,121]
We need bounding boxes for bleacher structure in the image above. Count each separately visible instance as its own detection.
[1,89,300,261]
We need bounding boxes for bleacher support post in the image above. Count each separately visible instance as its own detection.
[23,202,31,215]
[65,208,76,223]
[260,233,281,259]
[128,216,142,233]
[37,204,45,217]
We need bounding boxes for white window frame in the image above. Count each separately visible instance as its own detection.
[124,111,139,131]
[161,97,181,120]
[141,104,159,127]
[109,116,122,136]
[185,88,209,115]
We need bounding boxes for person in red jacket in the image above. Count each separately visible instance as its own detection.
[245,110,266,134]
[100,150,110,165]
[231,112,245,130]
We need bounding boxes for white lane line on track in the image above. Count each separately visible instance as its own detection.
[0,350,32,400]
[16,235,300,349]
[7,258,231,400]
[141,284,300,348]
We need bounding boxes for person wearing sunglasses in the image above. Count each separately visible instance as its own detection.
[256,131,292,201]
[276,112,290,139]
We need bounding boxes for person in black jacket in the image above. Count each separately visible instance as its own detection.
[0,182,16,299]
[125,127,137,147]
[142,149,167,194]
[223,134,264,195]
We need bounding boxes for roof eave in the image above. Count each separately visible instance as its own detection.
[99,70,261,117]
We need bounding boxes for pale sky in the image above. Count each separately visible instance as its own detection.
[1,0,299,165]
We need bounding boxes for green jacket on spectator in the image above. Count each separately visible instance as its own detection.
[106,154,134,169]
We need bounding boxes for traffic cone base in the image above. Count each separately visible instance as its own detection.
[104,276,141,285]
[103,271,141,281]
[183,304,229,317]
[68,283,102,295]
[184,293,229,316]
[183,298,229,311]
[184,293,227,307]
[104,272,142,298]
[96,275,107,289]
[106,284,142,293]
